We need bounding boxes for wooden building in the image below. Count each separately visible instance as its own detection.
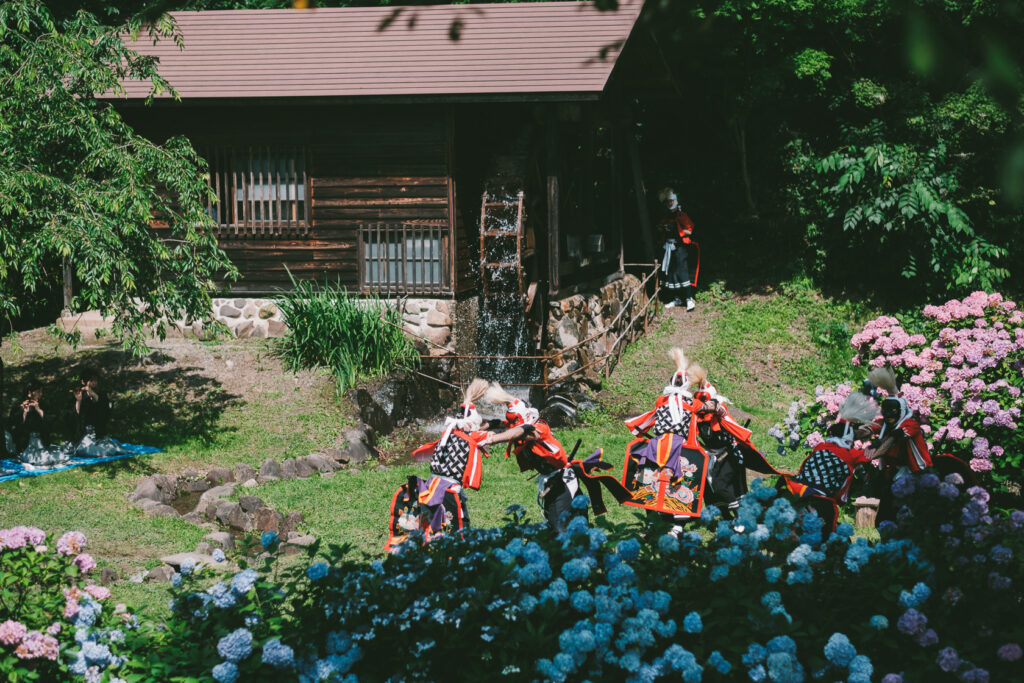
[116,0,651,298]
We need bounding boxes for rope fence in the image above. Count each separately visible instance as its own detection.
[387,262,662,393]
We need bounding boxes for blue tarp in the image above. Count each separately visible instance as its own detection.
[0,442,162,484]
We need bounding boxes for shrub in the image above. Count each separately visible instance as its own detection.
[7,477,1023,681]
[0,528,137,681]
[774,291,1024,493]
[276,273,419,391]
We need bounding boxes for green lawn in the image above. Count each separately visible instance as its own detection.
[0,282,876,617]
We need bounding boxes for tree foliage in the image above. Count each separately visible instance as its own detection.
[0,1,236,351]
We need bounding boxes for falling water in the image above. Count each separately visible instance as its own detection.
[477,188,541,389]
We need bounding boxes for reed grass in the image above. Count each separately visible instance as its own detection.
[276,273,418,390]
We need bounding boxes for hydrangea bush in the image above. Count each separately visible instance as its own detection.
[5,476,1023,681]
[0,528,137,682]
[773,291,1024,490]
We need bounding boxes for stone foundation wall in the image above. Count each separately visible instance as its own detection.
[545,273,651,387]
[170,297,458,356]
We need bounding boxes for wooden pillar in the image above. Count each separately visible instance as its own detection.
[446,106,457,292]
[546,109,560,294]
[610,121,624,273]
[626,121,656,262]
[62,260,73,314]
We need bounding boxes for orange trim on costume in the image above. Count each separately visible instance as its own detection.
[656,433,673,467]
[419,477,443,505]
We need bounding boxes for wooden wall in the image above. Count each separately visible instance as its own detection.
[121,104,460,296]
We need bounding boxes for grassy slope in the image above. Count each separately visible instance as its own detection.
[0,283,874,616]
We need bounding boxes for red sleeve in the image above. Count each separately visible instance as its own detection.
[529,423,569,468]
[842,448,870,467]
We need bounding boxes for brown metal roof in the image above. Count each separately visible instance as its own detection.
[116,1,643,100]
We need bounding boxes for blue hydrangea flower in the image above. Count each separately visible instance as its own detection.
[231,569,258,595]
[608,562,636,586]
[701,505,722,522]
[766,651,804,683]
[180,557,196,575]
[849,654,873,677]
[709,564,730,581]
[617,537,641,561]
[81,641,112,666]
[213,548,226,563]
[766,635,796,656]
[708,650,731,674]
[742,643,768,667]
[683,611,702,634]
[171,572,183,587]
[661,644,703,682]
[208,581,236,609]
[217,628,253,663]
[824,632,856,666]
[570,590,594,613]
[307,562,329,581]
[212,661,239,683]
[562,558,590,583]
[262,639,295,668]
[765,566,783,583]
[658,533,679,555]
[786,566,813,584]
[869,615,889,630]
[844,539,873,573]
[261,531,279,548]
[571,494,590,510]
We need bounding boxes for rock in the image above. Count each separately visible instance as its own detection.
[254,508,283,533]
[267,319,287,337]
[280,511,305,535]
[360,401,393,437]
[144,504,179,518]
[280,534,316,556]
[178,471,211,494]
[194,542,213,555]
[242,303,259,319]
[206,467,234,487]
[99,567,119,586]
[242,478,259,488]
[129,478,161,503]
[161,552,214,571]
[220,304,242,318]
[203,531,236,551]
[128,569,147,584]
[228,507,253,532]
[420,325,451,347]
[152,474,178,501]
[259,459,282,479]
[238,496,266,514]
[280,459,298,479]
[181,511,204,525]
[436,300,450,315]
[293,457,316,479]
[304,454,337,473]
[259,303,278,319]
[147,565,176,583]
[348,389,376,412]
[215,501,242,527]
[235,319,255,338]
[324,448,349,463]
[234,299,248,309]
[425,309,452,327]
[250,322,268,339]
[198,484,236,509]
[233,463,257,483]
[555,318,580,348]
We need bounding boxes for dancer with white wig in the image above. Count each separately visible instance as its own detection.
[481,383,630,532]
[620,348,710,531]
[655,188,699,311]
[385,379,491,550]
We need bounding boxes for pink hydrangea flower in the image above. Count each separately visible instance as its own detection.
[56,531,86,556]
[73,553,96,573]
[45,622,61,636]
[14,631,59,661]
[84,585,111,601]
[0,620,27,646]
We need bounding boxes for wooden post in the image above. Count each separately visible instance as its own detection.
[62,260,73,315]
[626,123,655,262]
[546,109,560,295]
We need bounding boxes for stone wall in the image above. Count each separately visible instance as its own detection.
[183,297,458,356]
[544,273,651,388]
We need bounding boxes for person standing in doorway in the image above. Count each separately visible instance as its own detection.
[656,188,700,311]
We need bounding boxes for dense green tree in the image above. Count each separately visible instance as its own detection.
[0,1,236,350]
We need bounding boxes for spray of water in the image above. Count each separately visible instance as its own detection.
[477,189,541,389]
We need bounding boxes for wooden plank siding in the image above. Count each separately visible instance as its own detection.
[123,105,460,296]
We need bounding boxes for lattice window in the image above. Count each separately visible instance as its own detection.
[204,146,309,235]
[359,222,450,295]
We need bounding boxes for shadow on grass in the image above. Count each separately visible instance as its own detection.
[3,347,242,452]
